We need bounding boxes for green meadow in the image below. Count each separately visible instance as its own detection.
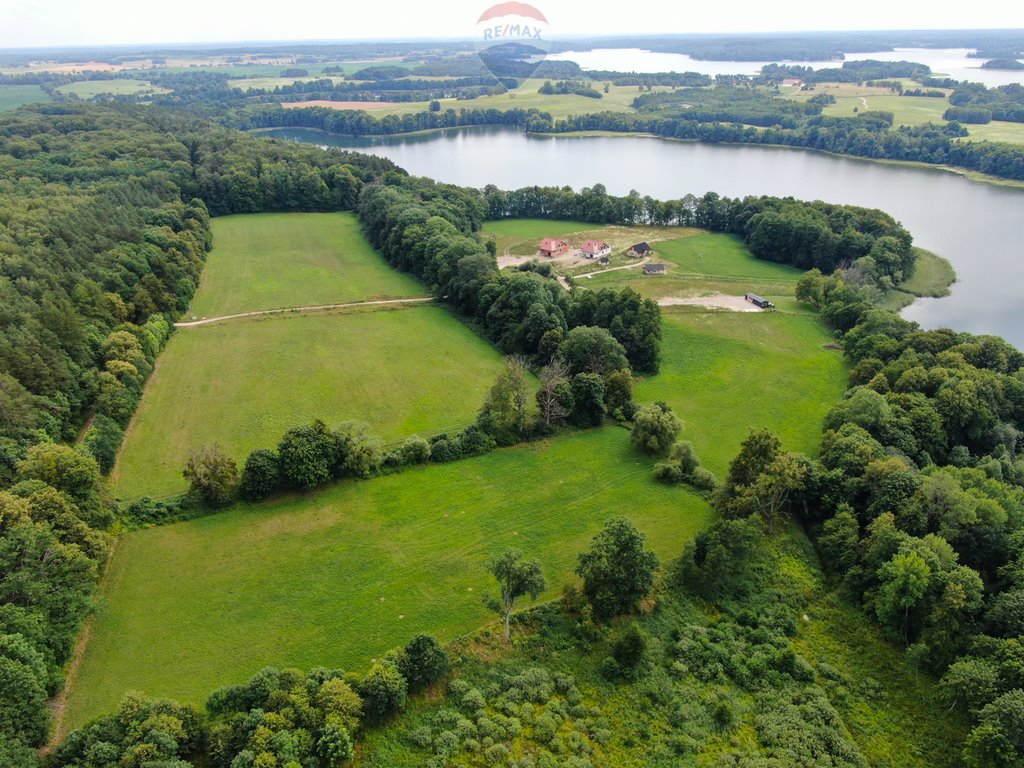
[0,84,49,110]
[636,309,846,476]
[113,306,506,499]
[68,428,714,729]
[55,79,168,98]
[189,212,425,318]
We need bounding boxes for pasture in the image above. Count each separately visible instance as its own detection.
[54,79,169,98]
[635,308,847,476]
[189,212,425,318]
[0,85,49,110]
[113,306,507,499]
[66,428,714,729]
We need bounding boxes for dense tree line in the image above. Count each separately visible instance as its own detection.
[949,82,1024,123]
[357,176,662,372]
[0,445,112,761]
[759,60,932,84]
[548,110,1024,181]
[538,80,602,99]
[53,633,450,768]
[235,103,549,136]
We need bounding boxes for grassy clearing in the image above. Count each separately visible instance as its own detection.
[68,427,714,729]
[112,306,506,499]
[190,212,425,318]
[963,120,1024,144]
[583,232,803,303]
[635,309,847,477]
[901,247,956,298]
[0,84,50,110]
[878,247,957,311]
[54,79,169,98]
[481,219,686,260]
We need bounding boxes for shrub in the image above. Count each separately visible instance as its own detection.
[239,449,280,501]
[182,444,238,506]
[277,424,336,490]
[400,436,432,465]
[630,402,682,455]
[611,623,647,670]
[570,374,606,427]
[357,661,407,723]
[399,635,449,692]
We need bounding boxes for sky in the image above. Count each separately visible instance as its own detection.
[0,0,1022,49]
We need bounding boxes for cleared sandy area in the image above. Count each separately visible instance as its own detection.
[658,294,764,312]
[281,100,399,110]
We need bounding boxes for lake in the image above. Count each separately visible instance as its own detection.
[546,47,1024,87]
[266,126,1024,346]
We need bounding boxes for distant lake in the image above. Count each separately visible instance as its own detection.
[546,47,1024,87]
[266,126,1024,346]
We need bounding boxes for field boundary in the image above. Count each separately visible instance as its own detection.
[46,537,120,751]
[175,296,432,327]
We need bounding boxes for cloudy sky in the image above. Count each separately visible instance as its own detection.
[0,0,1021,49]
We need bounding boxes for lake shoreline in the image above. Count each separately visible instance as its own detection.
[256,123,1024,191]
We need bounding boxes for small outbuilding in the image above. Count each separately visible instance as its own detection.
[598,256,610,266]
[745,292,775,309]
[628,242,653,257]
[581,239,612,259]
[643,263,667,275]
[538,237,571,258]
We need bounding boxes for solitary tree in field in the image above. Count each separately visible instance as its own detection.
[484,550,546,643]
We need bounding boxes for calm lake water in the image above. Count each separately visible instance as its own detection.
[547,47,1024,87]
[267,126,1024,346]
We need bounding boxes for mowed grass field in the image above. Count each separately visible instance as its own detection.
[113,306,507,499]
[636,309,846,476]
[190,213,425,318]
[67,427,714,730]
[0,84,50,110]
[54,79,169,98]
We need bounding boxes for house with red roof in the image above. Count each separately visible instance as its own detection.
[581,239,611,259]
[538,237,570,258]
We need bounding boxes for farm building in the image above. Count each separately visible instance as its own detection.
[581,239,612,258]
[598,256,610,266]
[745,292,775,309]
[642,263,667,275]
[538,237,571,258]
[628,242,653,257]
[782,77,802,87]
